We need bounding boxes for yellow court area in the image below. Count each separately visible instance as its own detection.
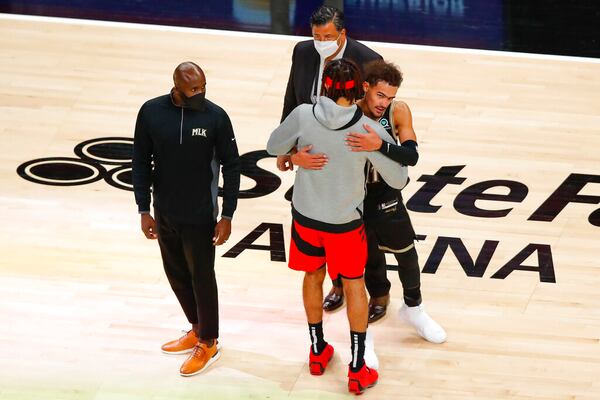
[1,13,600,400]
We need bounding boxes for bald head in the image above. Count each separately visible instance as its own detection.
[174,61,204,81]
[171,61,206,107]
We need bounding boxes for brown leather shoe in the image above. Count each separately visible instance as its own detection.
[180,341,221,377]
[323,287,344,312]
[368,294,390,324]
[161,330,199,354]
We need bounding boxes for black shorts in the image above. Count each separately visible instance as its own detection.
[364,201,417,254]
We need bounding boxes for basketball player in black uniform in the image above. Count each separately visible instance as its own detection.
[293,60,446,343]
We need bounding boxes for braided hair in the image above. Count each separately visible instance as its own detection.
[320,59,363,102]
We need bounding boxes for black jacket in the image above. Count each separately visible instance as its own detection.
[281,37,382,121]
[132,94,240,224]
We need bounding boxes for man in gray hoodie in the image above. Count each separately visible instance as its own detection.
[267,59,407,395]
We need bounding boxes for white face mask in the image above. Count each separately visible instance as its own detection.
[314,35,341,59]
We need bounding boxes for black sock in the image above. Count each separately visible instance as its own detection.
[308,322,327,355]
[349,331,366,372]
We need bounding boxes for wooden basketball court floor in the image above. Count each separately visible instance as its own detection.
[1,13,599,400]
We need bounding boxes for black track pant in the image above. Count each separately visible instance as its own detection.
[364,232,422,306]
[155,210,218,340]
[332,204,422,306]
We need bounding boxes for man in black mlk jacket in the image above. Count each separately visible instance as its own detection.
[132,61,240,377]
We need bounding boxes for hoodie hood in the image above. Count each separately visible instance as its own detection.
[313,96,360,130]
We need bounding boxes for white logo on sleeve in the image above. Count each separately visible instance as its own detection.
[192,128,207,137]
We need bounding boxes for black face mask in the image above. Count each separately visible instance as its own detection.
[181,91,206,110]
[172,88,206,110]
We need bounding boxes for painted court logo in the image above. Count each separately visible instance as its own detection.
[17,137,134,191]
[17,137,600,283]
[16,137,279,197]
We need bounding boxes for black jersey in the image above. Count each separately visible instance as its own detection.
[364,105,402,220]
[378,106,394,138]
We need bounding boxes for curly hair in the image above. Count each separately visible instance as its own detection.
[363,60,403,87]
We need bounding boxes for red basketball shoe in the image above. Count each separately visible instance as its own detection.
[309,343,334,375]
[348,363,378,395]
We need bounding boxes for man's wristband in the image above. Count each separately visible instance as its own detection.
[378,141,390,154]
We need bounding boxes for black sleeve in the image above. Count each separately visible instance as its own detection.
[215,111,241,219]
[354,39,383,72]
[369,49,383,62]
[377,139,419,166]
[360,50,382,76]
[132,104,153,213]
[281,44,298,122]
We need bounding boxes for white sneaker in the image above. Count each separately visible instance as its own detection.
[398,303,447,344]
[363,330,379,370]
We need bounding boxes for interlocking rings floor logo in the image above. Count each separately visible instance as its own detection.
[17,137,134,191]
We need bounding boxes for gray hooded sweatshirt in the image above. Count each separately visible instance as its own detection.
[267,96,408,229]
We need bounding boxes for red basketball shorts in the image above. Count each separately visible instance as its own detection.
[289,219,367,280]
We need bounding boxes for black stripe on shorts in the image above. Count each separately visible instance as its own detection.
[292,222,325,257]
